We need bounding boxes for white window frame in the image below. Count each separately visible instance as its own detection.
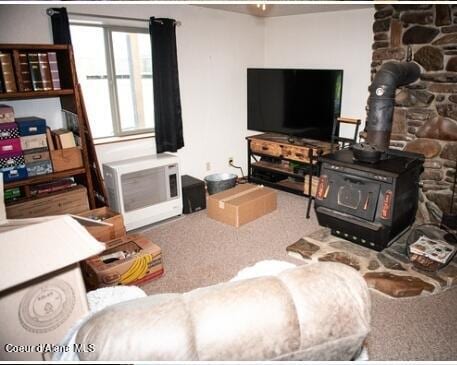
[70,21,154,138]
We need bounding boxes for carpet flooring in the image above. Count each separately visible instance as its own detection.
[138,191,457,361]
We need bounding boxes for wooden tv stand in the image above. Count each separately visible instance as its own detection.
[246,133,332,217]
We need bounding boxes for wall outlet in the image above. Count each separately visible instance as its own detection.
[228,157,234,165]
[206,162,211,171]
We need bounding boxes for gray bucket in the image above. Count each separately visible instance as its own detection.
[204,173,237,195]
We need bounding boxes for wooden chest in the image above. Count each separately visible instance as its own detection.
[6,185,89,219]
[51,147,83,172]
[76,207,126,242]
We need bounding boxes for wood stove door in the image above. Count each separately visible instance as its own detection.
[329,174,381,221]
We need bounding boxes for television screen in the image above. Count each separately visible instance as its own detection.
[247,68,343,142]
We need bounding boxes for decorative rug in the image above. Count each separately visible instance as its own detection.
[287,228,457,298]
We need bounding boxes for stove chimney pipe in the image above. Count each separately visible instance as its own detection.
[353,61,421,163]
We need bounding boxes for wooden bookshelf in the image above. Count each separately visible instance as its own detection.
[0,43,106,215]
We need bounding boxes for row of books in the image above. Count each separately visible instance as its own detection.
[4,177,77,202]
[0,51,61,93]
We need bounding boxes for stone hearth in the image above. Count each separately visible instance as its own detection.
[287,228,457,298]
[371,4,457,223]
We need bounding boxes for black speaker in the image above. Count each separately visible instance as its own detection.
[181,175,206,214]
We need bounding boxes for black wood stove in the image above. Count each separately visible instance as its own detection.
[315,61,425,251]
[315,148,424,251]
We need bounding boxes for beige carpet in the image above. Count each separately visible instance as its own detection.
[138,191,457,361]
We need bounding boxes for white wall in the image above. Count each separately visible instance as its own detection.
[0,4,374,180]
[264,7,374,137]
[0,4,265,179]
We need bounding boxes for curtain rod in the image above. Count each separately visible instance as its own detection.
[46,9,181,26]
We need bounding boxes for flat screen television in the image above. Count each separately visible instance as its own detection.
[247,68,343,142]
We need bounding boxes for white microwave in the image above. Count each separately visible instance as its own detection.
[103,153,182,230]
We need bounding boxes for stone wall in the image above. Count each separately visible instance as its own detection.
[372,4,457,223]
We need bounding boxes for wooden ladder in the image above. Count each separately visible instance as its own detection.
[76,83,108,207]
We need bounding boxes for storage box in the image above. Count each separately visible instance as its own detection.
[1,164,28,183]
[81,234,164,289]
[6,185,89,219]
[23,148,50,164]
[15,116,47,136]
[0,154,25,169]
[0,138,21,158]
[50,147,83,172]
[207,183,277,227]
[73,206,126,242]
[25,159,53,177]
[20,134,48,151]
[0,122,19,140]
[0,215,104,360]
[0,105,14,124]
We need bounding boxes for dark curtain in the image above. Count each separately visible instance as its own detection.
[149,17,184,153]
[48,7,72,45]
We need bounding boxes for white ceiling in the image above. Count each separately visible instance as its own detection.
[194,4,373,18]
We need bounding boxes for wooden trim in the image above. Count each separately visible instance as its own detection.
[0,44,69,51]
[337,117,361,125]
[0,89,73,100]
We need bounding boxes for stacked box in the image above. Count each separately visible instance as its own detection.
[0,105,14,124]
[0,122,19,140]
[15,116,47,136]
[0,120,27,183]
[16,117,52,177]
[0,154,27,183]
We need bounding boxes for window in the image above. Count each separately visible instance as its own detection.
[70,23,154,139]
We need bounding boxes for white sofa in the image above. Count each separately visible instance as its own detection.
[75,262,370,361]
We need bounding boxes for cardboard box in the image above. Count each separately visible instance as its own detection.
[73,206,126,242]
[82,234,164,290]
[50,147,83,172]
[207,183,277,227]
[0,215,104,360]
[6,185,89,219]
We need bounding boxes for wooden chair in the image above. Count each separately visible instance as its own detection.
[331,117,361,153]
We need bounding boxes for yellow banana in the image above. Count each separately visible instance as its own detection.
[137,256,150,280]
[122,256,147,284]
[120,257,142,281]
